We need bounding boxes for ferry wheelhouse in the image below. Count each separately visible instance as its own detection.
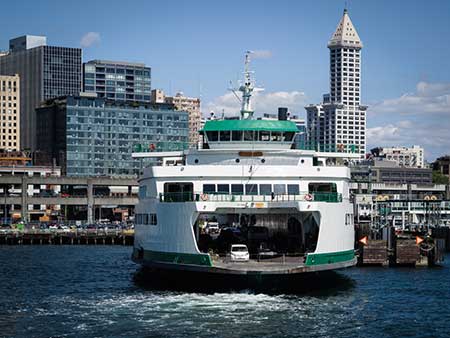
[132,52,357,278]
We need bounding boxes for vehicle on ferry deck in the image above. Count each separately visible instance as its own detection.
[230,244,250,262]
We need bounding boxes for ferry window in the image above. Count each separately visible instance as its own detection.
[231,184,244,195]
[271,131,282,141]
[138,185,147,199]
[245,184,258,195]
[232,130,242,141]
[287,184,300,195]
[274,184,286,195]
[243,130,255,141]
[284,132,295,142]
[259,131,270,141]
[220,130,231,142]
[259,184,272,195]
[203,184,216,194]
[164,182,194,202]
[308,183,337,193]
[345,213,353,226]
[217,184,230,194]
[150,213,158,225]
[206,131,218,142]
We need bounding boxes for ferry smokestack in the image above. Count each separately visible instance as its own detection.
[278,107,288,120]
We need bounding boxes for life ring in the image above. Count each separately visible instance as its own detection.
[201,194,209,201]
[305,194,313,201]
[337,144,344,152]
[430,195,437,201]
[424,195,430,201]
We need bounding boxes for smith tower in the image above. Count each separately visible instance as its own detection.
[328,8,362,105]
[306,9,367,157]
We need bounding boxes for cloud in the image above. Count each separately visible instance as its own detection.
[367,81,450,161]
[416,81,450,97]
[251,50,272,59]
[205,90,307,117]
[80,32,101,48]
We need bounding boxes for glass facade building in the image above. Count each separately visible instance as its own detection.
[36,96,188,177]
[83,60,151,103]
[0,35,82,150]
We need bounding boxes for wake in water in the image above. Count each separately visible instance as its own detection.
[132,267,356,295]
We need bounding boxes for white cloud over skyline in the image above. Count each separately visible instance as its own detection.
[205,90,308,118]
[367,81,450,161]
[80,32,101,48]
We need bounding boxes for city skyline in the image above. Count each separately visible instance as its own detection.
[1,1,449,160]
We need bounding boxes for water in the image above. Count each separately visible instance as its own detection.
[1,246,450,338]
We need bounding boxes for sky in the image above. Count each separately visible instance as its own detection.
[1,0,450,161]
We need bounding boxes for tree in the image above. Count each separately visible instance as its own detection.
[432,171,449,184]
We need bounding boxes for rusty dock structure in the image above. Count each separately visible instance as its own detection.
[356,226,446,267]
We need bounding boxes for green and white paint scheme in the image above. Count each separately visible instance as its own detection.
[132,52,357,276]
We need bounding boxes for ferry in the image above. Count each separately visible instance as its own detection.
[132,52,358,287]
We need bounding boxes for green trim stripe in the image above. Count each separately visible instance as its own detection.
[201,119,299,132]
[305,249,355,266]
[143,249,213,267]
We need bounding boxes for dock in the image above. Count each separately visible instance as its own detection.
[0,229,134,245]
[358,230,446,267]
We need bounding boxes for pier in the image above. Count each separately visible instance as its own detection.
[356,226,448,267]
[0,229,134,246]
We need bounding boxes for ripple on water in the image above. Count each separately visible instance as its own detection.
[1,246,450,338]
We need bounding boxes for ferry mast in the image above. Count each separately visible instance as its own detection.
[238,51,264,120]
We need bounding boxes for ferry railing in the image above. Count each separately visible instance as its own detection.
[159,192,342,203]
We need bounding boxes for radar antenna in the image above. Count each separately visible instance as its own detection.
[229,51,264,120]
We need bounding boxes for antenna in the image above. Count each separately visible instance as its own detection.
[228,51,265,119]
[229,80,242,103]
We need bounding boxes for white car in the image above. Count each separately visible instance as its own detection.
[230,244,250,262]
[205,221,220,235]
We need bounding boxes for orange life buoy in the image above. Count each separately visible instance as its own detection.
[201,194,209,201]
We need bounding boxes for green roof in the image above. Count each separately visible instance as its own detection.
[201,119,299,132]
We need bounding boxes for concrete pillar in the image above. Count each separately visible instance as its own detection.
[407,184,412,200]
[21,176,29,224]
[87,179,94,224]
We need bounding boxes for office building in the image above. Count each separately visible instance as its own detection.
[151,89,165,103]
[377,145,425,168]
[0,35,82,150]
[351,159,432,185]
[35,95,189,177]
[151,90,201,148]
[306,10,367,156]
[0,74,20,150]
[83,60,151,102]
[305,101,325,150]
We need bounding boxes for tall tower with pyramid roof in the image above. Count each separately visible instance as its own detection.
[306,9,367,157]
